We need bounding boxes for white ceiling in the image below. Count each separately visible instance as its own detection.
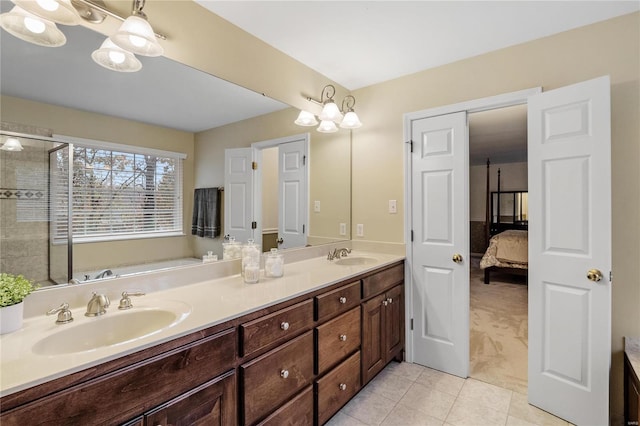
[198,1,639,90]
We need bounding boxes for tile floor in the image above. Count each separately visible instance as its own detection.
[326,361,571,426]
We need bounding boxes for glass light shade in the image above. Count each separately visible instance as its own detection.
[91,38,142,72]
[13,0,79,25]
[110,15,163,57]
[317,120,338,133]
[294,110,318,126]
[340,111,363,129]
[0,6,66,47]
[1,138,24,151]
[319,101,343,123]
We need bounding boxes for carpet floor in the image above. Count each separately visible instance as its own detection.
[470,257,528,395]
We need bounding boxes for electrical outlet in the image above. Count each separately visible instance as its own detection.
[314,200,321,212]
[339,223,346,236]
[389,199,397,214]
[356,224,364,237]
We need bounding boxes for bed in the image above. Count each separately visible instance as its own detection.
[479,160,529,284]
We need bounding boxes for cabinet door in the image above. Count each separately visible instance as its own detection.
[361,293,386,385]
[145,370,236,426]
[384,285,404,362]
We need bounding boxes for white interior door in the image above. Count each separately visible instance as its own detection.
[277,140,308,249]
[528,76,611,425]
[410,111,469,378]
[224,147,255,243]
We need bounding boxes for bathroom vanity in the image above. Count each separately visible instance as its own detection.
[0,253,404,425]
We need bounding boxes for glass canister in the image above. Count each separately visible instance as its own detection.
[241,238,261,278]
[222,237,242,260]
[264,248,284,278]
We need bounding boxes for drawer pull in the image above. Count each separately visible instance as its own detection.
[382,300,388,306]
[280,369,289,379]
[339,334,347,342]
[339,383,347,391]
[280,321,290,331]
[339,296,347,304]
[387,297,393,304]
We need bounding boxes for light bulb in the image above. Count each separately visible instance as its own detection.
[24,16,45,33]
[36,0,59,12]
[129,34,146,48]
[108,50,125,64]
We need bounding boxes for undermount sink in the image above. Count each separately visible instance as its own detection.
[33,302,191,356]
[334,256,378,266]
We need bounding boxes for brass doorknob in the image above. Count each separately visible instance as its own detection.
[587,269,603,282]
[452,254,463,264]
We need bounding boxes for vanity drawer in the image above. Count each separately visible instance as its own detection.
[256,385,313,426]
[316,351,361,425]
[241,331,314,425]
[241,300,314,357]
[362,263,404,299]
[315,281,360,322]
[316,306,361,375]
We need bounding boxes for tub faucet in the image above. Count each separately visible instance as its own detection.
[94,269,113,279]
[328,248,352,260]
[85,292,110,317]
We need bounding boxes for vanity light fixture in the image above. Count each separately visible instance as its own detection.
[91,37,142,72]
[1,137,25,151]
[295,84,363,132]
[13,0,80,26]
[109,0,163,57]
[0,5,67,47]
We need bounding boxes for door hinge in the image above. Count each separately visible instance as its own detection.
[251,221,257,229]
[410,318,414,330]
[406,140,413,153]
[411,230,414,242]
[609,271,613,282]
[303,155,306,166]
[303,224,305,234]
[252,161,258,170]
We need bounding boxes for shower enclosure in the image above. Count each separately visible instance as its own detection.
[0,132,72,286]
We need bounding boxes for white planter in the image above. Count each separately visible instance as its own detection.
[0,301,24,334]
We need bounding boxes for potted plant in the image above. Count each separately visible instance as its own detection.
[0,273,35,334]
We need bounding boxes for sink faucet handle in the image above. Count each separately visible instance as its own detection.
[118,290,146,310]
[46,302,74,324]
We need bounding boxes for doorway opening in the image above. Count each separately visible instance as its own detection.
[468,105,529,394]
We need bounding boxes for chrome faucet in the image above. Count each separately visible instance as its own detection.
[85,292,110,317]
[327,247,352,260]
[94,269,113,279]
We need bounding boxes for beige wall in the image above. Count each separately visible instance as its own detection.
[0,95,196,273]
[349,13,639,421]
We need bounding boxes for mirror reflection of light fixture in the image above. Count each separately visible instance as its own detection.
[91,37,142,72]
[1,137,25,151]
[295,84,363,132]
[0,5,67,47]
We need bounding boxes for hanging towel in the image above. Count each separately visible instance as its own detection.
[191,187,221,238]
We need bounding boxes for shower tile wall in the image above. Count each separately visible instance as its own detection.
[0,145,50,283]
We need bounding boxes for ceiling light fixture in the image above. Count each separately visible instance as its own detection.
[1,137,25,151]
[295,84,363,133]
[0,0,166,73]
[0,5,67,47]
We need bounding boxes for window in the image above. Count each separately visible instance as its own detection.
[66,145,183,242]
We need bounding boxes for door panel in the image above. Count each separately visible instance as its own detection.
[411,111,469,378]
[278,140,307,249]
[224,148,254,243]
[528,76,611,425]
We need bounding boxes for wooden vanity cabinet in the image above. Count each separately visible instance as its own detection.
[361,263,405,385]
[625,352,640,425]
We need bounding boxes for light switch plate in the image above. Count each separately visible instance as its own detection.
[356,224,364,237]
[389,200,397,214]
[314,200,321,212]
[339,223,346,235]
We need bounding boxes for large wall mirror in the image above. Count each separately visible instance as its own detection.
[0,8,351,289]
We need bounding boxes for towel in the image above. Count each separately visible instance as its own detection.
[191,188,221,238]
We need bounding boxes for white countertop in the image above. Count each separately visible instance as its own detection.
[0,250,404,397]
